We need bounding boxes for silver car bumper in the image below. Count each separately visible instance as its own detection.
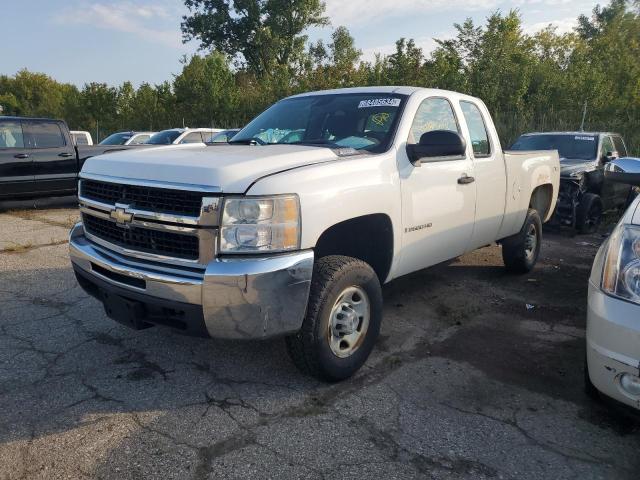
[586,281,640,410]
[69,223,314,339]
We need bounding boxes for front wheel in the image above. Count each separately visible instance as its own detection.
[576,193,603,234]
[285,255,383,382]
[501,208,542,274]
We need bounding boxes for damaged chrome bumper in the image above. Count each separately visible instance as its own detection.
[69,223,314,339]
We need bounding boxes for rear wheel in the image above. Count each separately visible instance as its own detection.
[576,193,603,234]
[501,208,542,274]
[285,255,382,382]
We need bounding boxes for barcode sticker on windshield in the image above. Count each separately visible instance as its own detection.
[575,136,595,141]
[358,98,401,108]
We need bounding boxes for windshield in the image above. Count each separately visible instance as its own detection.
[231,93,407,153]
[147,130,181,145]
[99,132,131,145]
[510,134,598,161]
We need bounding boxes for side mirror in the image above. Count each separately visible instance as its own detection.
[406,130,467,166]
[605,157,640,187]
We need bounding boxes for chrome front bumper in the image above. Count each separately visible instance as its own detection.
[69,223,314,339]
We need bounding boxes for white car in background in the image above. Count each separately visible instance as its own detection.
[99,131,155,146]
[146,128,223,145]
[586,157,640,410]
[70,131,93,145]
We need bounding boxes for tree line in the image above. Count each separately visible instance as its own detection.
[0,0,638,152]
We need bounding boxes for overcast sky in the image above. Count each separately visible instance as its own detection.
[2,0,602,87]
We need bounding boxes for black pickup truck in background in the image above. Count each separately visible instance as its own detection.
[0,117,149,200]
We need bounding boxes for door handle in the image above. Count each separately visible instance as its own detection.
[14,153,29,159]
[458,174,475,185]
[58,152,74,157]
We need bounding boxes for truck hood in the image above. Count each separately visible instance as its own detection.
[81,144,340,193]
[559,159,598,179]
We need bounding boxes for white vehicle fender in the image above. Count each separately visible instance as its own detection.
[246,153,402,268]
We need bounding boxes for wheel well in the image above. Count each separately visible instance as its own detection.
[530,184,554,220]
[314,214,394,283]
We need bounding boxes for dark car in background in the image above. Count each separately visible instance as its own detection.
[511,132,632,233]
[0,117,148,200]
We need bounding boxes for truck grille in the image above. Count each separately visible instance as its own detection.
[83,214,199,260]
[81,180,206,217]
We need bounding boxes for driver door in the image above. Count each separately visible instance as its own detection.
[396,97,477,277]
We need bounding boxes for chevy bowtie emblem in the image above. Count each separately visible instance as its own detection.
[110,206,133,226]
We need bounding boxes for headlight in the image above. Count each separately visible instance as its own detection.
[602,223,640,304]
[220,195,300,253]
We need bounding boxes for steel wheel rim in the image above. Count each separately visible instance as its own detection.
[327,286,370,358]
[524,223,538,260]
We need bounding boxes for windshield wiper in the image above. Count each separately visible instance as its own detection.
[287,139,342,148]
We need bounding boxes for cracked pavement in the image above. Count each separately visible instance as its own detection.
[1,201,639,479]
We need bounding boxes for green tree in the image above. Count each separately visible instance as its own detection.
[181,0,328,77]
[174,53,238,128]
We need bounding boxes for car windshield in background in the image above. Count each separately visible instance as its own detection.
[231,93,407,153]
[510,134,598,161]
[209,130,240,143]
[147,130,181,145]
[99,132,132,145]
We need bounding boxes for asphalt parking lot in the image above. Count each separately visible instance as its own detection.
[1,201,639,480]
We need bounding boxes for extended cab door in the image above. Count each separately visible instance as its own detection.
[24,120,77,195]
[0,119,35,197]
[396,96,477,277]
[458,100,507,250]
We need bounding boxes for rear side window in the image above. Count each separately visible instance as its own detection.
[460,101,490,156]
[74,134,89,145]
[612,136,627,156]
[25,122,66,148]
[130,134,150,144]
[0,121,24,148]
[409,97,459,144]
[181,132,204,144]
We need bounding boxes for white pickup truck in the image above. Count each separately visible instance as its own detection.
[69,87,560,381]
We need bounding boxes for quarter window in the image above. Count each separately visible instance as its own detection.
[409,97,459,145]
[0,121,24,148]
[460,101,490,156]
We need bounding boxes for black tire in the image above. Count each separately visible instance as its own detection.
[576,193,603,234]
[501,208,542,274]
[285,255,383,382]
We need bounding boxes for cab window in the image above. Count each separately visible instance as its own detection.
[408,97,459,145]
[25,121,66,148]
[0,121,24,148]
[460,101,490,156]
[600,136,616,159]
[612,136,627,157]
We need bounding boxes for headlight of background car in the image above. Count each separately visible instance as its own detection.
[602,224,640,304]
[220,195,300,253]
